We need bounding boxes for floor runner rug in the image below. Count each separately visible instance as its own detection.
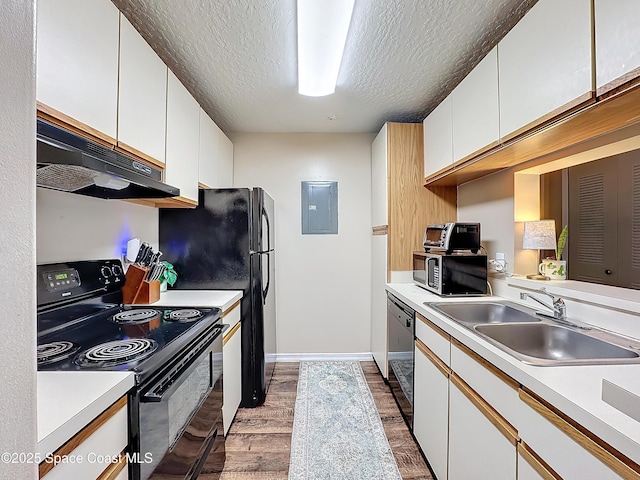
[288,361,402,480]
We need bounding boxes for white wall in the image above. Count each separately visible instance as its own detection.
[0,1,37,478]
[232,133,374,355]
[458,169,515,272]
[36,189,159,264]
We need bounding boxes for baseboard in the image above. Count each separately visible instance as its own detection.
[275,352,374,362]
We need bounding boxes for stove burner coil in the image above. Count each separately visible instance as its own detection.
[37,341,80,365]
[168,309,203,322]
[76,339,158,367]
[111,309,161,324]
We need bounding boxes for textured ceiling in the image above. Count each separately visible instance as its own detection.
[112,0,538,134]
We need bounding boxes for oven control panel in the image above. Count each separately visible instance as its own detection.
[42,268,80,292]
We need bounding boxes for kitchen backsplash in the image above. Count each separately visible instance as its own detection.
[36,188,158,264]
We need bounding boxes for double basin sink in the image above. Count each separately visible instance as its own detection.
[427,301,640,366]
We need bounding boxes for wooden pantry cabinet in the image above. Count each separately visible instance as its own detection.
[36,0,120,142]
[371,123,456,377]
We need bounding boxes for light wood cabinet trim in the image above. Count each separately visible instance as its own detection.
[37,102,116,148]
[39,396,127,478]
[415,338,450,377]
[597,66,640,98]
[198,182,211,189]
[519,388,640,479]
[386,122,456,273]
[221,301,241,318]
[115,141,165,169]
[416,312,450,342]
[96,452,127,480]
[425,84,640,187]
[451,337,519,390]
[126,196,198,209]
[518,442,562,480]
[223,320,241,346]
[451,373,518,445]
[372,225,388,236]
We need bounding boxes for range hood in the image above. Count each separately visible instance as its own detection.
[36,120,180,200]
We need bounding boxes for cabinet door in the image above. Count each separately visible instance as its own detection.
[118,15,167,165]
[452,47,500,162]
[517,443,562,480]
[371,124,388,227]
[198,109,220,188]
[165,71,199,203]
[424,95,453,178]
[448,375,516,480]
[371,235,388,378]
[413,341,449,480]
[498,0,592,140]
[595,0,640,95]
[218,131,234,187]
[223,311,241,435]
[36,0,119,140]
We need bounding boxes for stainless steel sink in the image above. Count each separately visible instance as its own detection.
[429,302,541,326]
[475,323,640,365]
[426,300,640,366]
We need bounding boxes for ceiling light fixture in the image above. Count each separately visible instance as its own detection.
[297,0,355,97]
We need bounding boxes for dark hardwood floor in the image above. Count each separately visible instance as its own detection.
[220,361,433,480]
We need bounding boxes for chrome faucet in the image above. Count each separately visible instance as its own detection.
[520,288,566,320]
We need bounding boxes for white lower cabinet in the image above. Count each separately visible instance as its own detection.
[371,234,388,378]
[518,390,631,480]
[222,304,242,435]
[448,375,516,480]
[413,340,449,480]
[41,397,128,480]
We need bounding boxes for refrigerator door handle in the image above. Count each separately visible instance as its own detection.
[262,206,271,252]
[262,253,270,304]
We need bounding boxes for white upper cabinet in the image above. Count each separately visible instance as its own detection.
[371,124,388,227]
[198,109,220,188]
[118,15,167,164]
[424,94,453,178]
[595,0,640,95]
[452,47,500,162]
[36,0,119,140]
[218,131,234,187]
[165,71,200,204]
[498,0,593,139]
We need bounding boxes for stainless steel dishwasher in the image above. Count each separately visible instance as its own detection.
[387,292,415,429]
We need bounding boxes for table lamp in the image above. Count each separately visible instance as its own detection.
[523,220,557,280]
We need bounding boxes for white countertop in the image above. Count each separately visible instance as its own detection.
[37,371,135,456]
[387,283,640,464]
[144,290,242,312]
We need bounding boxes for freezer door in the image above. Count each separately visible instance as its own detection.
[252,188,275,253]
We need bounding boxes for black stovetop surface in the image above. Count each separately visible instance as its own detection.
[37,303,222,384]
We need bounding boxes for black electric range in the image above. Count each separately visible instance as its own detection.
[36,259,226,480]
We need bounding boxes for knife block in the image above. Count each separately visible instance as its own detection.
[122,265,160,304]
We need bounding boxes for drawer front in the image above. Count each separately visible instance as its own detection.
[42,401,128,480]
[415,312,450,366]
[451,340,519,429]
[518,390,631,480]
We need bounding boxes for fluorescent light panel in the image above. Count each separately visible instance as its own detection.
[297,0,355,97]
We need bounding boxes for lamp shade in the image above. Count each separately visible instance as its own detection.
[523,220,557,250]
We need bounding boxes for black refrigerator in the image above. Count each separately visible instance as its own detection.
[159,188,276,407]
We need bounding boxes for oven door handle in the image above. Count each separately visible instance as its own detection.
[141,328,223,403]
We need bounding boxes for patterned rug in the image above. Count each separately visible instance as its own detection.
[288,361,402,480]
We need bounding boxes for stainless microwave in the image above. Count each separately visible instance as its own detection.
[413,251,487,296]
